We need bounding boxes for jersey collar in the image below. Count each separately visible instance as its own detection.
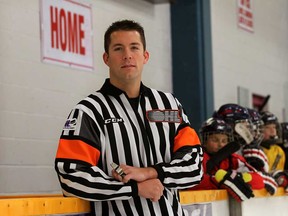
[99,78,149,97]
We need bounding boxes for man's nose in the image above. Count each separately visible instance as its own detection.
[123,49,132,60]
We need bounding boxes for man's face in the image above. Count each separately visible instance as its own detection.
[263,123,277,140]
[103,30,149,87]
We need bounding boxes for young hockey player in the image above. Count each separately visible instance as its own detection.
[213,104,278,195]
[242,108,269,174]
[260,111,288,193]
[190,117,264,202]
[280,122,288,170]
[260,111,286,172]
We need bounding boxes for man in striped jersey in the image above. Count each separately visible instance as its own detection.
[55,19,203,215]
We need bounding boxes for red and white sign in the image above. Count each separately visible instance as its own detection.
[40,0,94,71]
[237,0,254,32]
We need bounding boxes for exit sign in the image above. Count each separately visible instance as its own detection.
[237,0,254,33]
[40,0,94,71]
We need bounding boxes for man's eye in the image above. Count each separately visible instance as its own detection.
[131,46,139,50]
[114,47,122,51]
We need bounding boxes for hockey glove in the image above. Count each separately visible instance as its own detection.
[272,170,288,188]
[242,146,269,173]
[260,172,278,195]
[215,169,254,202]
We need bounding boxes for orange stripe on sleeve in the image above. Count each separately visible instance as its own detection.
[56,139,100,166]
[174,127,201,152]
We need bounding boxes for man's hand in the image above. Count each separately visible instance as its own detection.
[111,164,163,201]
[112,165,158,183]
[137,179,164,202]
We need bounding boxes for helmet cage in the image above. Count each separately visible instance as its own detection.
[247,108,264,144]
[201,131,234,146]
[232,119,254,143]
[200,117,234,145]
[252,120,264,144]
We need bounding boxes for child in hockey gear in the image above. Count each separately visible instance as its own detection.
[241,108,278,195]
[260,111,286,172]
[213,104,277,195]
[269,122,288,193]
[242,108,269,173]
[190,117,264,202]
[212,103,254,146]
[280,122,288,170]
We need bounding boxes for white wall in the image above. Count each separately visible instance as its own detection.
[1,0,288,196]
[210,0,288,121]
[241,195,288,216]
[0,0,172,194]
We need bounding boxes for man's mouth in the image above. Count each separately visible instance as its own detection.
[121,64,135,68]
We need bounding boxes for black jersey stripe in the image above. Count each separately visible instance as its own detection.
[69,109,79,136]
[78,99,105,134]
[128,197,144,216]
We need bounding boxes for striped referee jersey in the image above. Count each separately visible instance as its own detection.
[55,79,203,215]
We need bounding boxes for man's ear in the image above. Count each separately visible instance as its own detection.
[103,52,109,65]
[143,51,149,64]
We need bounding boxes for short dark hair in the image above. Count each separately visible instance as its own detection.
[104,20,146,53]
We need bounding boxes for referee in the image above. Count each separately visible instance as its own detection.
[55,19,203,216]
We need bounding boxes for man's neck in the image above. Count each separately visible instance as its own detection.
[110,78,140,98]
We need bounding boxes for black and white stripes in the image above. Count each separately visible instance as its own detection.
[55,79,203,215]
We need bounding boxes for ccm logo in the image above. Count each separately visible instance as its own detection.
[104,118,124,124]
[146,109,182,123]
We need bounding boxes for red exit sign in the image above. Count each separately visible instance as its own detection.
[237,0,254,33]
[40,0,94,71]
